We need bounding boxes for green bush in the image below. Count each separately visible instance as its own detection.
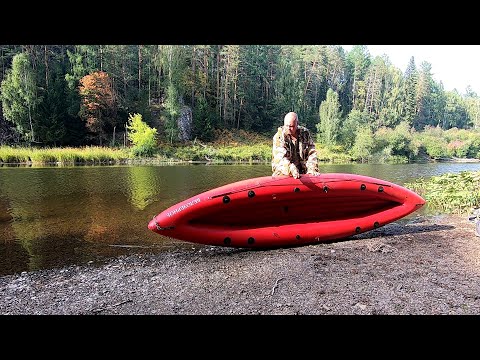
[126,113,158,157]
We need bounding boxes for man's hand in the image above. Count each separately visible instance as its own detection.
[289,163,300,179]
[307,170,321,176]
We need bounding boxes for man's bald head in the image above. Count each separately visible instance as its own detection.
[283,112,298,136]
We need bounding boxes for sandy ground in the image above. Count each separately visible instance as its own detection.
[1,213,480,315]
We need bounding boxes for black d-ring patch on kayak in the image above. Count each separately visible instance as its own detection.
[296,234,301,240]
[360,184,366,190]
[378,186,384,192]
[248,190,255,198]
[293,187,300,192]
[323,186,328,193]
[223,195,230,203]
[247,237,255,244]
[374,221,380,228]
[224,237,231,245]
[355,226,361,233]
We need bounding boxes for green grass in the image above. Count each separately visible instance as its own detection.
[0,146,130,165]
[405,171,480,214]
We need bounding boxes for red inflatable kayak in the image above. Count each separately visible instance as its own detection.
[148,173,426,248]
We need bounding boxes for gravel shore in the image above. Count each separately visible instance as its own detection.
[1,213,479,315]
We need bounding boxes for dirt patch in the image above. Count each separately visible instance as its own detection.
[1,214,479,315]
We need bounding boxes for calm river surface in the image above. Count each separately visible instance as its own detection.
[1,162,480,276]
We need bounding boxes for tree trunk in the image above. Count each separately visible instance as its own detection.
[44,45,49,90]
[123,49,127,99]
[352,64,357,107]
[28,105,34,143]
[191,46,196,109]
[99,45,104,71]
[148,56,151,105]
[138,45,142,95]
[217,46,221,120]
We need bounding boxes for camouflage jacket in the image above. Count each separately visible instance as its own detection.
[272,125,319,176]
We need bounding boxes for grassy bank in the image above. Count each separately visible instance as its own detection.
[405,171,480,215]
[0,143,277,165]
[0,146,131,165]
[0,128,354,165]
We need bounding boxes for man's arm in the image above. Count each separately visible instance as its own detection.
[305,131,320,175]
[272,131,299,178]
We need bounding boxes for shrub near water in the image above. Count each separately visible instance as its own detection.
[406,171,480,214]
[126,113,157,157]
[0,146,30,163]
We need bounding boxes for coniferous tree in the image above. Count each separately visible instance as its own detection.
[327,46,349,114]
[346,45,371,112]
[464,86,480,129]
[317,88,342,146]
[36,69,68,145]
[443,90,468,129]
[402,56,418,127]
[378,65,404,128]
[364,55,388,123]
[430,81,447,128]
[415,61,435,130]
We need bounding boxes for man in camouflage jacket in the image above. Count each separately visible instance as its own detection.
[272,112,320,179]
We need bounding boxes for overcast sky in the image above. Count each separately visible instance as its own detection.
[341,45,480,95]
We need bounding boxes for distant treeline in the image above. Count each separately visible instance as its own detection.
[0,45,479,151]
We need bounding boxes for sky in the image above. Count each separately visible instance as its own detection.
[341,45,480,95]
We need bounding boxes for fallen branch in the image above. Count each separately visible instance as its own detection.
[271,278,284,295]
[112,299,133,307]
[91,299,133,313]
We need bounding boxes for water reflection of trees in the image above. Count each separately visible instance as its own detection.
[127,166,158,210]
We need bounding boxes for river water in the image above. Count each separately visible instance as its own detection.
[1,162,480,276]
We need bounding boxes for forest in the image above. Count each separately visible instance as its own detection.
[1,45,480,163]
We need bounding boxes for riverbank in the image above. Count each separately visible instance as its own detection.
[1,213,479,315]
